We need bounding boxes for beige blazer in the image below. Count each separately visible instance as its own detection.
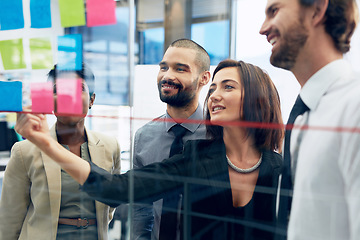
[0,126,121,240]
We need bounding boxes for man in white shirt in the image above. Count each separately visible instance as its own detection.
[260,0,360,239]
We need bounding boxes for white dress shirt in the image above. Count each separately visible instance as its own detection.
[288,59,360,240]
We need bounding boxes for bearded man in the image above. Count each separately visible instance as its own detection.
[132,38,211,240]
[260,0,360,239]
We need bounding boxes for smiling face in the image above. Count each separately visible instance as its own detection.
[157,47,203,108]
[205,59,284,150]
[259,0,309,70]
[207,67,243,123]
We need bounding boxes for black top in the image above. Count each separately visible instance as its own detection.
[82,138,282,240]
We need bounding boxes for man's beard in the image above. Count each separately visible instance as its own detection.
[270,19,308,70]
[158,79,198,107]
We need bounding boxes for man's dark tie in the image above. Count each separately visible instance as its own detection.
[169,124,188,157]
[277,96,309,238]
[159,124,187,240]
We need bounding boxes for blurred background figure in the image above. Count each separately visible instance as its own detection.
[0,64,121,240]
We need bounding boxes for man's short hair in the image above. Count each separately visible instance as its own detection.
[170,39,211,72]
[48,62,95,95]
[300,0,359,53]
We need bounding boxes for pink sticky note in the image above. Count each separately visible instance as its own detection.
[56,78,82,114]
[86,0,116,27]
[31,82,54,113]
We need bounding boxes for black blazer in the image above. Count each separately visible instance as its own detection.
[83,138,282,240]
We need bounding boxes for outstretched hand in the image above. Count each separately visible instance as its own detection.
[15,108,91,185]
[15,109,50,146]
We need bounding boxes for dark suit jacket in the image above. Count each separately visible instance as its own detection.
[83,138,282,240]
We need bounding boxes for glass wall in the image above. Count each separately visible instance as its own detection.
[67,3,132,106]
[0,0,360,239]
[136,0,232,65]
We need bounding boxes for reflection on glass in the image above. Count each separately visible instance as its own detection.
[192,20,230,65]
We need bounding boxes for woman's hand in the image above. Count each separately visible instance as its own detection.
[15,109,50,145]
[15,108,90,184]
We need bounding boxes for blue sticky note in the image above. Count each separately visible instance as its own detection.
[57,34,82,71]
[0,81,22,112]
[30,0,51,28]
[0,0,25,30]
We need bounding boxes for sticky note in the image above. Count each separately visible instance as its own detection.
[56,78,82,114]
[0,81,22,112]
[58,0,85,28]
[0,39,26,70]
[86,0,116,27]
[57,34,82,71]
[31,82,54,113]
[30,0,52,28]
[29,38,53,70]
[0,0,24,30]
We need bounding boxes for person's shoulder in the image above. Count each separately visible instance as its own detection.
[9,139,41,160]
[87,130,118,145]
[183,138,222,154]
[262,150,282,169]
[330,75,360,118]
[135,114,167,135]
[12,139,38,151]
[140,114,166,128]
[344,76,360,102]
[330,72,360,100]
[87,130,112,139]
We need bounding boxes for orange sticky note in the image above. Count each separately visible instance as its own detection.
[31,82,54,113]
[56,78,82,114]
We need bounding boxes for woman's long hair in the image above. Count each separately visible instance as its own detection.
[204,59,284,152]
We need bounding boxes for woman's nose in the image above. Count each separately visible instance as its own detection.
[209,90,221,102]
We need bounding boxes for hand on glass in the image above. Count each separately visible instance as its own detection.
[15,108,90,184]
[15,108,50,146]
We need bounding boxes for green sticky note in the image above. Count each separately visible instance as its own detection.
[58,0,85,28]
[0,39,26,70]
[29,38,53,69]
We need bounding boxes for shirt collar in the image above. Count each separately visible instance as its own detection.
[165,105,204,133]
[61,142,89,160]
[300,59,353,111]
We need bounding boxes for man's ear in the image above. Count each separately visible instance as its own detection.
[312,0,328,26]
[89,93,96,109]
[199,71,211,87]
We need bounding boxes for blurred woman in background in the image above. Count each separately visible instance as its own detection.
[0,65,121,240]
